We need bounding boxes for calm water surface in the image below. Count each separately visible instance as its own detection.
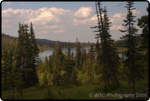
[38,48,125,62]
[38,48,89,62]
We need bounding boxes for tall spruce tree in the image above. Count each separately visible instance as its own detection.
[75,38,81,70]
[67,41,71,58]
[49,55,53,74]
[15,23,26,98]
[53,41,64,86]
[15,23,39,90]
[119,1,141,94]
[63,57,76,84]
[137,7,149,69]
[91,2,124,94]
[44,56,49,72]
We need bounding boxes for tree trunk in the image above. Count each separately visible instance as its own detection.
[49,74,51,85]
[111,68,124,95]
[132,70,136,96]
[128,66,130,93]
[104,72,109,87]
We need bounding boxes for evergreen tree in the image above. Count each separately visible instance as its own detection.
[2,49,13,91]
[15,23,39,90]
[63,57,76,84]
[75,38,81,70]
[71,51,74,59]
[42,73,48,87]
[91,3,124,94]
[44,56,49,73]
[53,41,64,86]
[137,7,149,69]
[27,22,39,87]
[80,47,85,68]
[37,59,44,74]
[48,55,53,74]
[14,23,25,98]
[71,69,78,85]
[119,1,142,94]
[67,41,71,58]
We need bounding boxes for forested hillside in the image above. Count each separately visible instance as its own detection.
[2,33,91,53]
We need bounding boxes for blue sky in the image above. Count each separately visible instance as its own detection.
[2,1,148,43]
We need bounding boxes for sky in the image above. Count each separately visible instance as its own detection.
[2,1,148,43]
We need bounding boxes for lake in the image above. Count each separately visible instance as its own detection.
[38,48,89,62]
[38,48,124,62]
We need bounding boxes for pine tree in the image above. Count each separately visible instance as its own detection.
[95,39,99,66]
[119,1,141,94]
[42,73,48,87]
[72,69,78,85]
[14,23,25,98]
[2,49,10,91]
[44,56,49,73]
[67,41,71,58]
[80,47,85,69]
[48,55,53,74]
[75,38,81,70]
[137,7,149,69]
[90,43,95,62]
[15,23,39,90]
[63,57,76,84]
[53,41,64,86]
[27,22,39,87]
[91,2,124,94]
[71,51,74,59]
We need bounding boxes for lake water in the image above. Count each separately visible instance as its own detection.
[38,48,89,62]
[38,48,124,62]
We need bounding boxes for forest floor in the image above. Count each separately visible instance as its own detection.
[1,71,148,100]
[1,72,148,100]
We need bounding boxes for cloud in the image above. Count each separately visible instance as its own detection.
[109,9,142,27]
[110,25,124,30]
[2,6,142,40]
[37,37,46,39]
[39,30,49,34]
[2,25,11,28]
[132,9,142,16]
[116,3,124,8]
[5,2,12,5]
[44,25,58,29]
[2,7,72,35]
[53,30,65,34]
[74,6,93,19]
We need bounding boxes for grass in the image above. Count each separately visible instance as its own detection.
[2,77,148,100]
[2,69,148,100]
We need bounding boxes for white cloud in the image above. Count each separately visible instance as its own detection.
[74,6,93,18]
[2,6,142,40]
[91,15,97,20]
[37,37,46,39]
[110,25,124,30]
[109,9,142,27]
[2,25,11,28]
[44,25,58,29]
[113,13,123,18]
[5,2,12,5]
[132,9,141,16]
[40,30,49,34]
[2,7,72,36]
[53,30,65,33]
